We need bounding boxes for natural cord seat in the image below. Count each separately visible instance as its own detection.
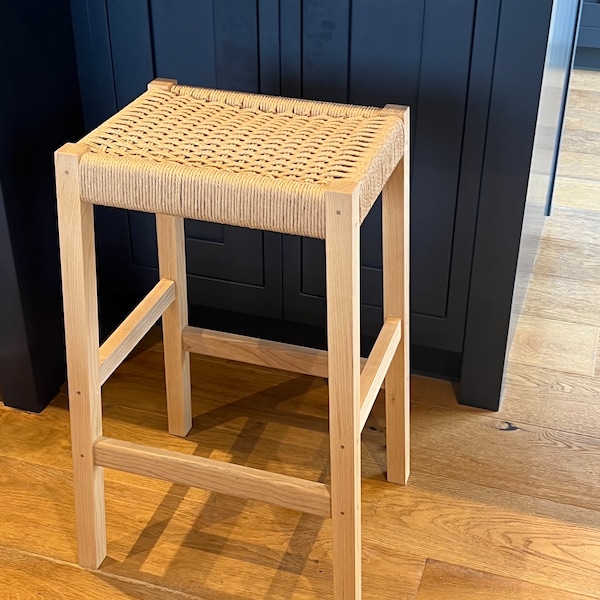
[78,80,404,238]
[55,78,410,600]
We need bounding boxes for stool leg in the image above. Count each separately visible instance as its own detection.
[156,214,192,436]
[382,110,410,485]
[55,143,106,568]
[325,184,361,600]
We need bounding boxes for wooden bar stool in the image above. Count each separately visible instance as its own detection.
[55,78,410,600]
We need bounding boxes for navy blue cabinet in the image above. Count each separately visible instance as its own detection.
[67,0,572,408]
[0,0,83,411]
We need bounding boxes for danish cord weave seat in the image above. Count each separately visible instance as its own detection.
[55,78,410,600]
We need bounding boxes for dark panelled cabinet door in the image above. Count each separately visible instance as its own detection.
[83,0,283,324]
[283,0,477,352]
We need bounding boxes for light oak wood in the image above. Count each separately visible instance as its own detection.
[0,546,200,600]
[183,325,330,379]
[325,181,362,600]
[522,272,600,327]
[410,398,600,512]
[147,77,178,91]
[183,326,384,384]
[508,315,598,376]
[552,177,600,212]
[557,149,600,180]
[94,436,331,517]
[502,363,600,438]
[542,206,600,245]
[415,560,593,600]
[5,442,600,599]
[564,108,600,137]
[156,214,192,436]
[55,142,107,569]
[359,317,401,432]
[99,278,175,385]
[382,104,411,485]
[569,68,600,92]
[563,87,600,114]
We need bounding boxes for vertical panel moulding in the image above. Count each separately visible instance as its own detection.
[156,214,192,436]
[55,143,106,568]
[325,180,361,599]
[382,106,410,484]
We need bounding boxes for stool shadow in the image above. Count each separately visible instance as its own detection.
[118,375,330,599]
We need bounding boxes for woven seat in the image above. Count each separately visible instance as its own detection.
[55,78,410,600]
[78,80,404,238]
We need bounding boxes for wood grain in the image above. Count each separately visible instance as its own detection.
[410,399,600,513]
[556,150,600,180]
[183,325,331,379]
[522,273,600,327]
[541,207,600,245]
[552,177,600,212]
[569,69,600,92]
[415,560,594,600]
[156,214,192,437]
[0,546,202,600]
[359,317,401,431]
[563,88,600,114]
[99,278,175,385]
[55,142,106,568]
[382,107,411,485]
[502,363,600,438]
[564,107,600,137]
[3,344,600,597]
[508,315,598,376]
[324,181,362,599]
[94,436,332,517]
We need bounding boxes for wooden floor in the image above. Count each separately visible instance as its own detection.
[2,70,600,599]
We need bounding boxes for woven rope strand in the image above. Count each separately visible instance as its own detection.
[78,84,404,238]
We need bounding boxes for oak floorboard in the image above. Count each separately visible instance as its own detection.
[560,128,600,156]
[534,237,600,283]
[521,273,600,327]
[3,448,600,598]
[552,177,600,212]
[415,559,597,600]
[0,452,424,600]
[564,108,600,136]
[502,363,600,438]
[0,545,206,600]
[556,150,600,181]
[541,206,600,245]
[564,88,600,112]
[508,315,598,376]
[570,69,600,92]
[410,399,600,512]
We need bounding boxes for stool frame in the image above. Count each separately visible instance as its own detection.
[55,81,410,600]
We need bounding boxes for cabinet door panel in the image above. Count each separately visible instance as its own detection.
[80,0,283,323]
[284,0,477,351]
[129,213,267,287]
[411,0,476,317]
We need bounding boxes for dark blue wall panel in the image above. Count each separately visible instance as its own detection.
[280,0,302,97]
[151,0,216,86]
[214,0,260,92]
[411,0,476,318]
[258,0,281,94]
[0,0,84,411]
[69,0,116,128]
[302,0,351,101]
[107,0,154,107]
